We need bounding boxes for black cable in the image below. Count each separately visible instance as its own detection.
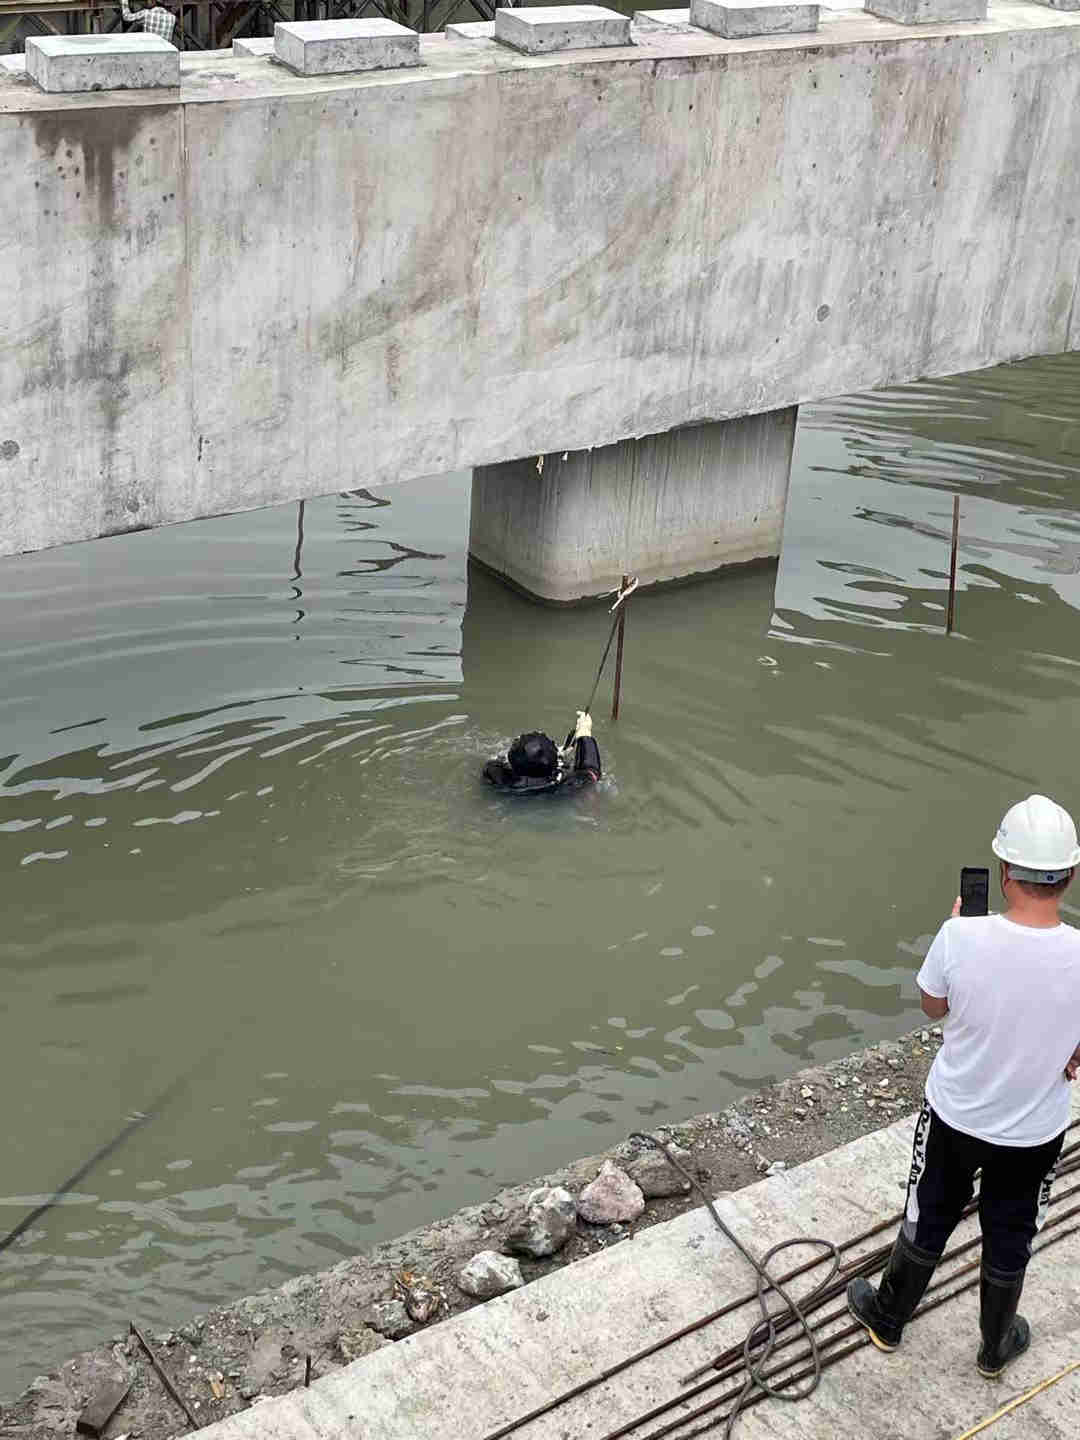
[0,1057,217,1258]
[628,1133,839,1440]
[0,1114,148,1256]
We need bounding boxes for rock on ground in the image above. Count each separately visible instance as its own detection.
[577,1162,645,1225]
[337,1327,387,1364]
[505,1186,577,1258]
[361,1299,412,1339]
[397,1274,442,1324]
[625,1144,693,1198]
[457,1252,524,1300]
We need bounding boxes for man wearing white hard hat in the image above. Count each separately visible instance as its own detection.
[848,794,1080,1378]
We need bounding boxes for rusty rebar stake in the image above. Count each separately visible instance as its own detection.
[130,1322,198,1430]
[946,494,960,635]
[612,574,628,722]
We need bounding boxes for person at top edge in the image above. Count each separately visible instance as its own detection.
[847,794,1080,1380]
[482,710,601,794]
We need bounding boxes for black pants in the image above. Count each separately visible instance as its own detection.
[902,1101,1064,1275]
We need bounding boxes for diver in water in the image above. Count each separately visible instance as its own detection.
[482,710,601,794]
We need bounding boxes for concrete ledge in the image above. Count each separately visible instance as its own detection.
[189,1090,1080,1440]
[633,7,693,28]
[25,34,178,93]
[445,19,495,38]
[232,36,275,56]
[0,53,26,73]
[273,18,420,76]
[867,0,985,18]
[690,0,820,36]
[494,4,632,52]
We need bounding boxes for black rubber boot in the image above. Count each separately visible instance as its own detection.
[976,1264,1030,1378]
[846,1233,939,1352]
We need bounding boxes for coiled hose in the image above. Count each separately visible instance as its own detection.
[628,1131,842,1439]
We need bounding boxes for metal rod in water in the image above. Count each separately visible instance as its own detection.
[946,494,960,635]
[612,574,628,722]
[584,576,636,716]
[292,498,306,584]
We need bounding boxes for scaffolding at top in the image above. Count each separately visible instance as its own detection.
[0,0,496,54]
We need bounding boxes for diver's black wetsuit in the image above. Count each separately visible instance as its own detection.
[482,736,601,794]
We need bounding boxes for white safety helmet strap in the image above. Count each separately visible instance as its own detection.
[1005,863,1072,886]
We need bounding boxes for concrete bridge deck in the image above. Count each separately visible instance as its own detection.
[195,1091,1080,1440]
[2,0,1080,567]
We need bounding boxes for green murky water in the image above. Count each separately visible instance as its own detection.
[3,352,1080,1397]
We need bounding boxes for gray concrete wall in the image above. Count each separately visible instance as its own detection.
[2,7,1080,556]
[471,411,797,601]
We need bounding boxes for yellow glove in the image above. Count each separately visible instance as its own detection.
[574,710,593,740]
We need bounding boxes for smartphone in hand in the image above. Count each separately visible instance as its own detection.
[959,866,990,917]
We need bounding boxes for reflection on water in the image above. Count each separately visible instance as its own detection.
[3,354,1080,1396]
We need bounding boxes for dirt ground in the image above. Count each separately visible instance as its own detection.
[1,1024,942,1440]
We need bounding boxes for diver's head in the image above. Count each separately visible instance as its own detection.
[508,732,558,779]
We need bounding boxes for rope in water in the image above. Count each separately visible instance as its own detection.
[0,1049,225,1258]
[627,1132,839,1439]
[0,1114,149,1257]
[581,578,637,718]
[584,611,623,716]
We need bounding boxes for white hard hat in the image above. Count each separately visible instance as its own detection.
[992,794,1080,883]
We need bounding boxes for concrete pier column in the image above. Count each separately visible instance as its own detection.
[468,408,797,604]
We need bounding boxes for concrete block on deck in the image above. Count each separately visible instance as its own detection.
[690,0,819,35]
[232,36,275,56]
[274,18,420,76]
[25,34,178,93]
[494,5,632,53]
[866,0,985,19]
[633,8,693,29]
[0,53,26,73]
[445,20,495,38]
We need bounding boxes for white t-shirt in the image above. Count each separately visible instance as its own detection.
[917,914,1080,1146]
